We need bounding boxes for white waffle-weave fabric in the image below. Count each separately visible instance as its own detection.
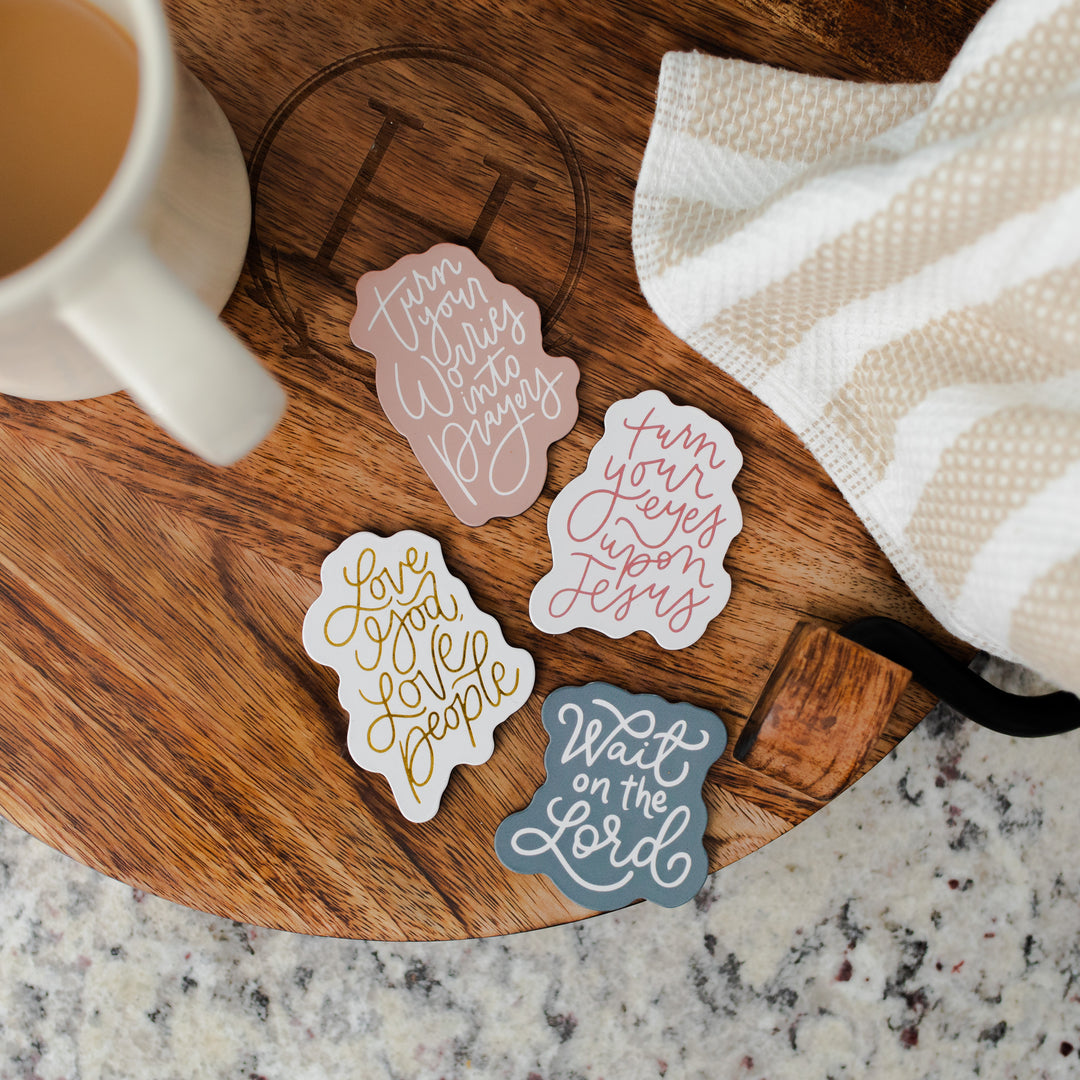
[632,0,1080,694]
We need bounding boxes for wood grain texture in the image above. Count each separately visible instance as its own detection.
[0,0,992,939]
[733,622,912,801]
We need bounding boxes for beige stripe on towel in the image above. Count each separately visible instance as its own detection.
[634,0,1080,691]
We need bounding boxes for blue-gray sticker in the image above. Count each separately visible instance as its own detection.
[495,682,727,910]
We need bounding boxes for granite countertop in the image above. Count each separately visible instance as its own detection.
[2,657,1078,1080]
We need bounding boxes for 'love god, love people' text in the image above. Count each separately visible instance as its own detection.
[304,531,535,822]
[322,544,522,803]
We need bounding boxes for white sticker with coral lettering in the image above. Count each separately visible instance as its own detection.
[530,390,743,650]
[303,530,535,822]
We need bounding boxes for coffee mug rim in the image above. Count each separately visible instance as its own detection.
[0,0,175,314]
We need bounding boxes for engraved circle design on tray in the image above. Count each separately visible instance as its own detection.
[248,45,590,363]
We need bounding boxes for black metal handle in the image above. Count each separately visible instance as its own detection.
[839,617,1080,738]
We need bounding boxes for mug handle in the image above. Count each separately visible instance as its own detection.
[59,235,286,466]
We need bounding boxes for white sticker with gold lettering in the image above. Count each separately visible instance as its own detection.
[303,530,535,822]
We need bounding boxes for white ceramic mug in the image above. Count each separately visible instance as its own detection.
[0,0,285,466]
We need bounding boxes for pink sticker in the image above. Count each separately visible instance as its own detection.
[351,244,580,526]
[530,390,743,650]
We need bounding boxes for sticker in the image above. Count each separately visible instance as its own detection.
[351,243,580,526]
[302,529,535,822]
[530,389,743,650]
[494,682,726,909]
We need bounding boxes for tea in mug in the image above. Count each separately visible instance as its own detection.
[0,0,138,277]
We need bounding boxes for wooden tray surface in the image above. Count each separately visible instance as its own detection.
[0,0,988,939]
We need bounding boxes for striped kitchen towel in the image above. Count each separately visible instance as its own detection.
[632,0,1080,694]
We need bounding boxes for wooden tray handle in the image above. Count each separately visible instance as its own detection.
[735,618,1080,802]
[732,622,909,801]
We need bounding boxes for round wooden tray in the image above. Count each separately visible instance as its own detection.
[0,0,986,939]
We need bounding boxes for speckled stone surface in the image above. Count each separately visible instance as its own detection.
[2,658,1078,1080]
